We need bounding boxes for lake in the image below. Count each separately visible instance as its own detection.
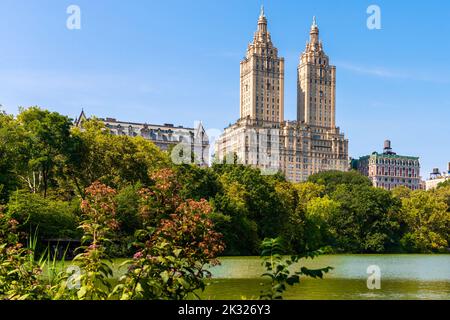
[200,255,450,300]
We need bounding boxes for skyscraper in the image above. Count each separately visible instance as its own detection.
[240,6,285,123]
[215,9,348,182]
[297,17,336,128]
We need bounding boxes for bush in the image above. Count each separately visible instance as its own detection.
[7,191,79,241]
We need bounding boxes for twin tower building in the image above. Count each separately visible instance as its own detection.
[215,8,349,182]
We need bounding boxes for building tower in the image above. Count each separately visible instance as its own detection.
[240,6,285,123]
[297,17,336,128]
[215,12,348,182]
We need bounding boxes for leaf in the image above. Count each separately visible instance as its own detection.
[177,277,191,289]
[286,275,300,286]
[173,248,182,257]
[160,271,169,284]
[299,266,333,279]
[77,286,87,299]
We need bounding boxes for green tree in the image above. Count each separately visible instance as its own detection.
[328,184,401,253]
[211,186,259,255]
[400,190,450,252]
[437,180,450,189]
[391,186,412,200]
[174,164,219,200]
[70,119,170,191]
[0,113,23,202]
[7,191,79,241]
[303,196,340,251]
[308,170,372,194]
[16,107,75,198]
[210,164,288,254]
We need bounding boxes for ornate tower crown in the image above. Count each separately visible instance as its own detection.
[253,5,271,45]
[307,16,322,52]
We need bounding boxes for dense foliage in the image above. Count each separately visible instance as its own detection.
[114,169,225,300]
[0,107,449,260]
[0,106,449,300]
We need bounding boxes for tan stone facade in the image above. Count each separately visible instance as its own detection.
[215,11,349,182]
[240,7,284,123]
[279,121,348,182]
[297,17,336,128]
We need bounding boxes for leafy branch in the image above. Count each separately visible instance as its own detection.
[259,237,332,300]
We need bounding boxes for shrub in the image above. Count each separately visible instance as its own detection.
[0,206,49,300]
[114,169,225,300]
[7,191,79,241]
[53,182,119,300]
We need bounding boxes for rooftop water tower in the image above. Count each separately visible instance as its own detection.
[383,140,396,155]
[430,168,441,179]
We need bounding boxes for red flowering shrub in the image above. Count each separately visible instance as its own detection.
[114,169,225,300]
[153,199,224,264]
[138,169,182,226]
[54,182,118,300]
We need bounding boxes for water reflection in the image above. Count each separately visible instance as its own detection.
[201,255,450,300]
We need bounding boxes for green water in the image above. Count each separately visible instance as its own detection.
[201,255,450,300]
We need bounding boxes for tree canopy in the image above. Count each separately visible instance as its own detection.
[0,107,449,255]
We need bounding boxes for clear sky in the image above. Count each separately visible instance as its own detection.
[1,0,449,177]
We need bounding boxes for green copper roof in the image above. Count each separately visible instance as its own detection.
[359,152,419,161]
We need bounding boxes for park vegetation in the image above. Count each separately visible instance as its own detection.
[0,106,449,299]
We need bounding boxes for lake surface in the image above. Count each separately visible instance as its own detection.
[201,255,450,300]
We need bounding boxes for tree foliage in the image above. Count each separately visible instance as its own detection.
[0,106,449,264]
[399,189,450,252]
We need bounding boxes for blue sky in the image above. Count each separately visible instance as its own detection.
[1,0,449,177]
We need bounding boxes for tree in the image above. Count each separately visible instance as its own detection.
[303,196,340,251]
[294,182,325,203]
[174,164,219,201]
[211,177,259,255]
[210,164,288,254]
[400,190,450,252]
[437,180,450,189]
[281,182,339,253]
[70,119,170,192]
[0,113,23,202]
[308,170,372,194]
[391,186,412,200]
[328,184,401,253]
[7,191,79,241]
[16,107,75,197]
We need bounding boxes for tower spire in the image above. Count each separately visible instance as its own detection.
[309,15,319,45]
[256,5,268,35]
[312,16,317,28]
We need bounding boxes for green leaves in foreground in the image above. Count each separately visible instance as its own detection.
[259,237,332,300]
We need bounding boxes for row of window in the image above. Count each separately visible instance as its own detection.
[372,159,419,166]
